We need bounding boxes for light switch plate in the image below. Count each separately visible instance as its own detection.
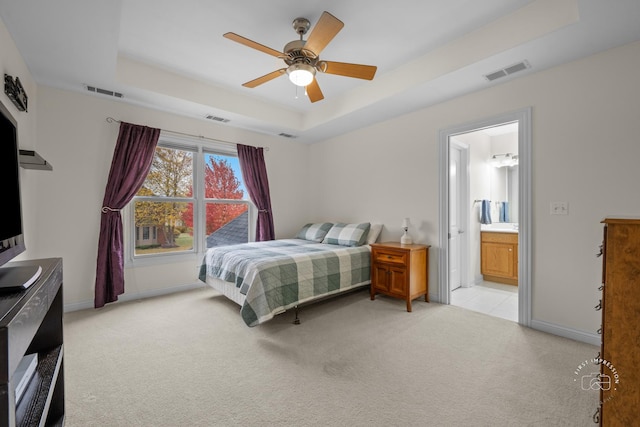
[550,201,568,215]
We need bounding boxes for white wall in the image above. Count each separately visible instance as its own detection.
[308,40,640,340]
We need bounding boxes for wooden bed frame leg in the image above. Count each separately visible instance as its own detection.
[293,305,301,325]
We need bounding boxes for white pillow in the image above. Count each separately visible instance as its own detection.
[367,223,383,244]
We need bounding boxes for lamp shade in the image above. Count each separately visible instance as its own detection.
[402,218,410,229]
[287,63,315,87]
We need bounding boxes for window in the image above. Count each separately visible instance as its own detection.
[128,134,251,262]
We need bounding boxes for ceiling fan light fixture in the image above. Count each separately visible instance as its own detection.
[225,11,374,102]
[287,63,315,87]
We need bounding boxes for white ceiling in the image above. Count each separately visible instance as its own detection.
[1,0,640,143]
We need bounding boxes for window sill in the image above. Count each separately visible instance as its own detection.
[125,251,202,269]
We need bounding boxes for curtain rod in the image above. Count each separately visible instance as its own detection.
[105,117,268,151]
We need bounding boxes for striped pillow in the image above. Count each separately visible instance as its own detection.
[296,223,334,242]
[322,222,371,247]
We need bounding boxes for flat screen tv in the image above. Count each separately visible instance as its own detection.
[0,99,40,290]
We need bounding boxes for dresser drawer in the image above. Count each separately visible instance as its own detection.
[372,249,407,265]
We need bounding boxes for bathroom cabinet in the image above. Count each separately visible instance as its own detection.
[480,231,518,285]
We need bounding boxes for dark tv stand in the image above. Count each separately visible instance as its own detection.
[0,258,64,426]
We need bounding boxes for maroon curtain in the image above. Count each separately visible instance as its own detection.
[237,144,275,241]
[94,122,160,308]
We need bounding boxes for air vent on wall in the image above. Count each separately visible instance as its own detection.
[85,85,123,98]
[278,132,297,138]
[484,60,531,82]
[205,115,230,123]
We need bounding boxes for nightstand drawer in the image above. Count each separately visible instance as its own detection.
[372,250,407,265]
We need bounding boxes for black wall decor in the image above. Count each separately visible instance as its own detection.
[4,74,28,112]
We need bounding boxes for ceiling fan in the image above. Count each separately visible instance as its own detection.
[223,11,377,103]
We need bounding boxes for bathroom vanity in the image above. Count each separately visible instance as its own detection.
[480,223,518,285]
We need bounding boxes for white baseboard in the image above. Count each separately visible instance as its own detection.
[531,319,601,346]
[64,282,206,313]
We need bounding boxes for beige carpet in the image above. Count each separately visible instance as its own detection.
[63,287,600,426]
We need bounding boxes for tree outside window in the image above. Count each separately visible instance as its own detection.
[131,143,250,258]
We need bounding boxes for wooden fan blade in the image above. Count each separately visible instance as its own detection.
[304,12,344,57]
[306,79,324,103]
[242,69,286,88]
[223,32,283,57]
[322,61,377,80]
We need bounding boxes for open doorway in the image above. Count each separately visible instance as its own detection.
[438,108,531,326]
[449,123,519,321]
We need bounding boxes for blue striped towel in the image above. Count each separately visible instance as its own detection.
[499,202,509,222]
[480,200,492,224]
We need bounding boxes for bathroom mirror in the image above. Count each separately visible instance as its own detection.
[487,128,518,223]
[489,165,518,222]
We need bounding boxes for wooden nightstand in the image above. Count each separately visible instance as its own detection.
[370,242,430,312]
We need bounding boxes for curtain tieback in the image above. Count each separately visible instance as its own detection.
[101,206,121,213]
[258,209,269,213]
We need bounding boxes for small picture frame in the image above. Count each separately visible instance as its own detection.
[4,74,28,112]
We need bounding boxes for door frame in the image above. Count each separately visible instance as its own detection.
[448,138,470,291]
[437,107,532,326]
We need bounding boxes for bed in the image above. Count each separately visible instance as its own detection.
[198,222,381,326]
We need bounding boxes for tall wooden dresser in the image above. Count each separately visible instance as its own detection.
[596,218,640,425]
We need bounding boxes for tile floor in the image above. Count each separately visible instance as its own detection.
[450,281,518,322]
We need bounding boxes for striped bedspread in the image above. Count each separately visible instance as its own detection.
[198,239,371,326]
